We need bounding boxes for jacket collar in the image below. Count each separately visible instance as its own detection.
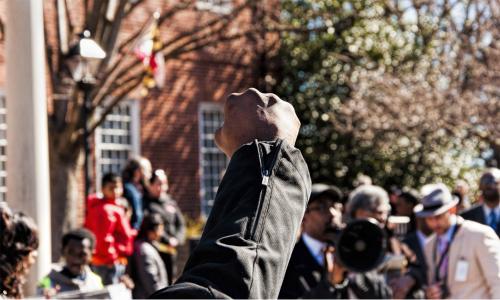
[302,233,326,266]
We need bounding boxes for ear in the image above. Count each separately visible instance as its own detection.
[449,206,457,214]
[302,211,311,226]
[354,209,370,219]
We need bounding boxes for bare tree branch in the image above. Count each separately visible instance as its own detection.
[117,1,194,55]
[124,0,145,17]
[86,1,106,33]
[96,0,128,71]
[87,75,143,135]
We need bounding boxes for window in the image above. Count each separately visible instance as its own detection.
[196,0,232,14]
[0,95,6,201]
[199,103,227,215]
[95,100,140,191]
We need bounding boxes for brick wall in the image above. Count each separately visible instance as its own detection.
[0,1,261,262]
[0,0,260,212]
[141,57,256,217]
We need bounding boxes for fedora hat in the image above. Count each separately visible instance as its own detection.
[414,183,458,217]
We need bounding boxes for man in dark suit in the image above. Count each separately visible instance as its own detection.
[278,184,344,298]
[461,168,500,236]
[279,184,392,299]
[397,217,432,298]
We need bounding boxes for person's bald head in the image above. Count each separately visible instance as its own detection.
[479,168,500,206]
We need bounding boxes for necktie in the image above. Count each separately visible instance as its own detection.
[317,246,325,266]
[488,210,498,231]
[437,236,449,280]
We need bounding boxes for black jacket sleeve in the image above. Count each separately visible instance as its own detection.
[150,140,311,299]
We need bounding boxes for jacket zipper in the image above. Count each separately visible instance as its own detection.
[248,139,283,240]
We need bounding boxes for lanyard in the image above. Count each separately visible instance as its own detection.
[433,223,461,282]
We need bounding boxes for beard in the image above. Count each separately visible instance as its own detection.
[483,189,500,204]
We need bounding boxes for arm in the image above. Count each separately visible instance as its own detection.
[152,140,310,298]
[86,208,117,264]
[124,184,143,229]
[172,201,186,244]
[134,243,167,296]
[391,238,427,298]
[115,207,135,257]
[151,88,309,299]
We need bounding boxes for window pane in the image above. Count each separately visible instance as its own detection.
[96,102,136,192]
[200,104,226,216]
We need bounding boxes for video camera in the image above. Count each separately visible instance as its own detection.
[325,219,388,272]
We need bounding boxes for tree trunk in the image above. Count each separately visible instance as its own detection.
[48,135,82,261]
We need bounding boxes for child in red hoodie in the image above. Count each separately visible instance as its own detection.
[85,173,136,286]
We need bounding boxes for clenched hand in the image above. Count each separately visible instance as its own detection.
[215,88,300,158]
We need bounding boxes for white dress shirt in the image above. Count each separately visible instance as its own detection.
[483,204,500,224]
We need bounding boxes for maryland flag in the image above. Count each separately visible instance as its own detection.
[134,11,165,93]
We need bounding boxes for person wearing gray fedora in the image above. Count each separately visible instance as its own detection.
[414,183,500,299]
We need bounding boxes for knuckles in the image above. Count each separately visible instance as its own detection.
[220,88,300,149]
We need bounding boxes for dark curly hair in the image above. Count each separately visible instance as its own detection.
[62,228,96,250]
[137,212,164,240]
[0,203,39,298]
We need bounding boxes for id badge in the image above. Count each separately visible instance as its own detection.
[454,259,469,282]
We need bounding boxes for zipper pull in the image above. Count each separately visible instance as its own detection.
[262,170,270,186]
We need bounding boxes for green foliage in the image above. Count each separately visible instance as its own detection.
[275,0,483,190]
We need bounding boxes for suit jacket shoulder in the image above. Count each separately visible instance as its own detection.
[290,237,322,271]
[278,237,323,298]
[402,232,420,254]
[460,204,485,224]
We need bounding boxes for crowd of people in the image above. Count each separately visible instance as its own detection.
[1,88,500,299]
[81,156,186,298]
[277,169,500,299]
[0,155,186,299]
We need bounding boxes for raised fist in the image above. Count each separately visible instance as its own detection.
[215,88,300,157]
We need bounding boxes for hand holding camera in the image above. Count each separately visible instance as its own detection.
[425,282,445,299]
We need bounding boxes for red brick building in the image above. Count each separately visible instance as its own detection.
[0,0,264,220]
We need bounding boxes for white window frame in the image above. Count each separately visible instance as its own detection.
[196,0,232,14]
[94,99,141,192]
[198,102,227,216]
[0,91,6,201]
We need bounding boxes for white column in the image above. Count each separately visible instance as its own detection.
[5,0,52,295]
